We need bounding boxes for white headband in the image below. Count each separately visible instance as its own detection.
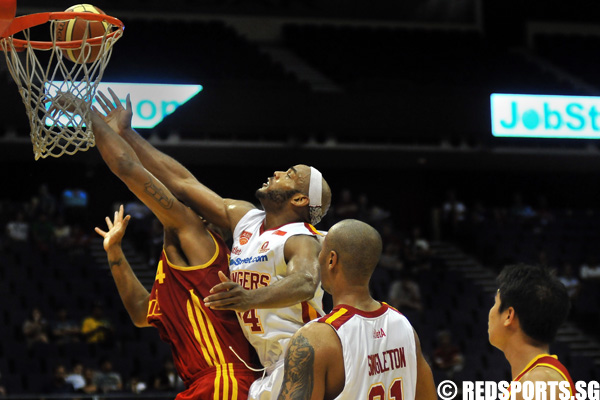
[308,166,323,226]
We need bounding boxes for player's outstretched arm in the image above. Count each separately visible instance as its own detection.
[95,89,254,232]
[95,205,150,327]
[278,323,344,400]
[91,111,218,264]
[414,329,437,400]
[204,235,321,311]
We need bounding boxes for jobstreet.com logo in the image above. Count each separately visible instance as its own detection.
[490,93,600,139]
[437,380,600,400]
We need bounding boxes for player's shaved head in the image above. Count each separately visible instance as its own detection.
[326,219,382,283]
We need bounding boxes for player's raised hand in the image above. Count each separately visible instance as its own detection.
[204,271,253,312]
[94,87,133,135]
[95,204,131,252]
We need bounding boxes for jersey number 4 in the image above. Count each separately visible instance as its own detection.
[369,379,403,400]
[240,309,264,333]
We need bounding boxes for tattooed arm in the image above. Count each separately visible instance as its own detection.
[95,205,151,327]
[91,110,217,268]
[278,323,344,400]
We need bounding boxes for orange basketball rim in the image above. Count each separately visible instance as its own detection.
[0,10,124,50]
[0,0,16,38]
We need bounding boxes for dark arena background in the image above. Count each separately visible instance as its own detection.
[1,0,600,397]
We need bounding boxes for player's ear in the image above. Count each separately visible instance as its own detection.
[328,250,338,270]
[504,307,516,327]
[291,193,309,207]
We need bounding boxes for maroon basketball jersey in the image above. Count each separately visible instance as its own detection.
[147,231,259,398]
[510,354,575,397]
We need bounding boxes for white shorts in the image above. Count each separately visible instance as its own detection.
[248,359,285,400]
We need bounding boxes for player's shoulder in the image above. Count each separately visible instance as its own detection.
[284,232,321,255]
[294,322,340,352]
[521,364,566,383]
[225,199,259,228]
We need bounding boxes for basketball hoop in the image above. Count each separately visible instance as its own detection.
[0,11,124,160]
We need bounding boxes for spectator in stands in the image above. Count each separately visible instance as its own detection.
[580,255,600,281]
[6,211,29,244]
[51,307,81,345]
[53,215,72,250]
[536,250,551,269]
[65,361,86,392]
[387,272,423,316]
[379,242,404,275]
[42,364,76,394]
[127,373,147,395]
[370,240,404,300]
[558,263,581,300]
[534,195,554,229]
[81,302,114,347]
[333,188,359,221]
[31,212,55,255]
[404,226,432,274]
[22,306,50,348]
[94,358,123,394]
[152,357,184,393]
[442,189,466,240]
[34,183,57,218]
[80,367,98,394]
[432,330,464,379]
[67,223,92,259]
[509,192,536,222]
[356,193,372,223]
[379,220,404,249]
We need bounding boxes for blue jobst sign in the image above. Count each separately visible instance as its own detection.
[45,82,203,129]
[490,93,600,139]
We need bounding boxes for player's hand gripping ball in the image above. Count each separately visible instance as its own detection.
[55,4,109,63]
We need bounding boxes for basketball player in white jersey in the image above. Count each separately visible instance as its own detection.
[277,219,436,400]
[89,89,333,395]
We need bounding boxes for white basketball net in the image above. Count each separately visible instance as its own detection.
[1,18,123,160]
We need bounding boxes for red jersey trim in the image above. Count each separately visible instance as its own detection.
[163,231,220,271]
[259,219,321,235]
[303,223,323,235]
[512,354,575,396]
[320,303,389,330]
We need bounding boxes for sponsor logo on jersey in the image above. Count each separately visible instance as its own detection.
[230,254,269,266]
[373,328,386,339]
[273,230,287,236]
[258,241,270,254]
[231,246,242,255]
[240,230,253,245]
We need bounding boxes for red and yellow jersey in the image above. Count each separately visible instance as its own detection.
[512,354,575,395]
[147,230,260,399]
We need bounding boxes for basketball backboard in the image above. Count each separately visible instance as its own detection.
[0,0,16,38]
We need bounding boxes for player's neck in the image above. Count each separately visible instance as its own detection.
[503,338,550,379]
[333,289,380,312]
[262,209,303,230]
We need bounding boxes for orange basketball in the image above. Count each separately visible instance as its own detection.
[55,4,109,63]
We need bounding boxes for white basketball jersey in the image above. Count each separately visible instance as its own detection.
[321,303,417,400]
[230,209,325,369]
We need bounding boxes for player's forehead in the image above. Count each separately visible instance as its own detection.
[290,164,310,177]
